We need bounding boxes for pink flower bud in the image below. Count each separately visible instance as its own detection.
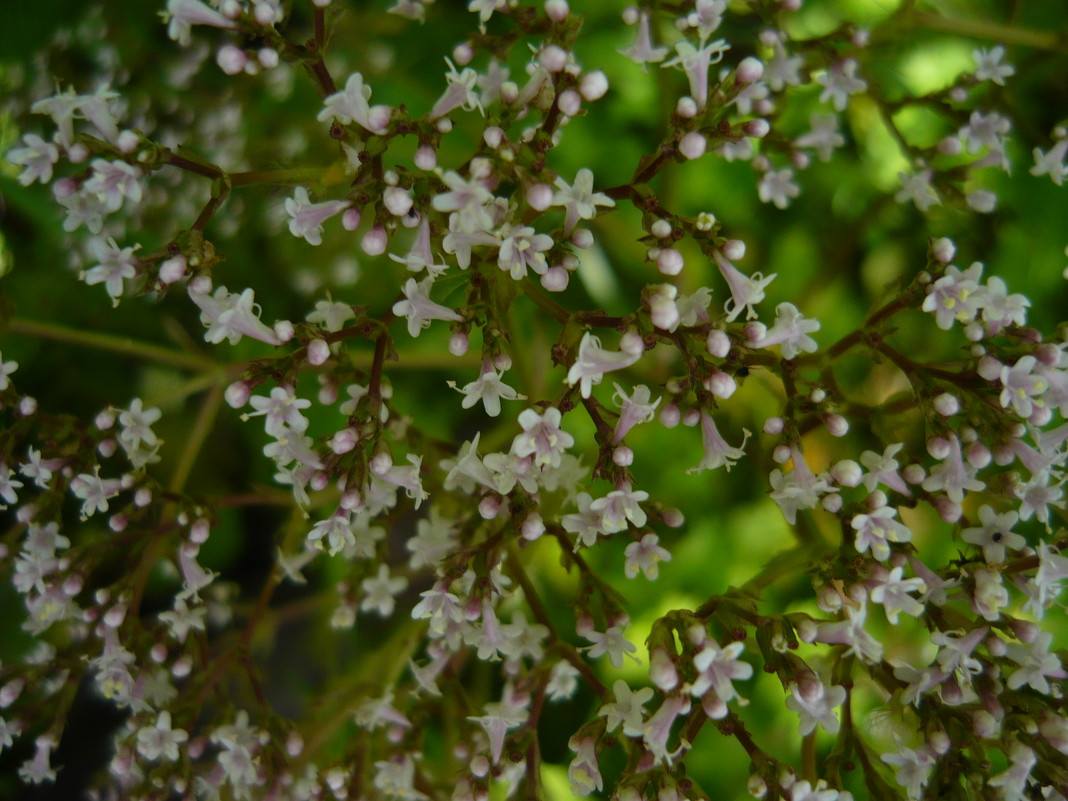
[258,47,279,69]
[558,89,581,117]
[341,207,362,231]
[307,339,330,365]
[932,393,959,416]
[902,463,926,484]
[453,43,474,65]
[660,403,680,428]
[722,239,746,260]
[414,144,437,171]
[361,225,388,255]
[225,380,252,409]
[544,0,569,21]
[527,182,553,211]
[744,119,770,138]
[572,228,594,248]
[541,265,569,291]
[656,248,684,275]
[705,370,737,399]
[676,96,698,118]
[383,187,413,217]
[650,648,678,691]
[831,459,862,487]
[331,428,358,454]
[580,70,608,101]
[612,445,634,466]
[539,45,568,72]
[821,493,843,513]
[158,255,187,284]
[679,131,707,159]
[172,656,193,678]
[824,413,849,437]
[483,126,504,148]
[449,331,469,356]
[927,436,951,459]
[736,57,764,84]
[478,495,500,520]
[931,237,955,263]
[763,416,784,435]
[116,130,139,154]
[521,514,545,540]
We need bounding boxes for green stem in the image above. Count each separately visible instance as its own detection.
[910,10,1066,51]
[230,167,331,187]
[169,383,223,493]
[8,318,214,371]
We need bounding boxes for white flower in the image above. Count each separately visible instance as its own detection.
[83,237,140,300]
[70,469,122,518]
[584,625,638,668]
[598,679,654,736]
[851,505,911,561]
[623,533,671,580]
[360,564,408,617]
[689,412,748,473]
[84,159,142,213]
[973,45,1015,85]
[6,134,59,186]
[430,58,483,118]
[566,331,643,398]
[758,168,800,209]
[163,0,236,47]
[318,72,390,134]
[785,676,846,735]
[497,223,553,279]
[713,251,776,321]
[189,285,284,346]
[448,366,524,417]
[511,407,573,468]
[0,351,18,391]
[795,114,845,161]
[661,39,730,108]
[552,168,615,234]
[817,59,867,111]
[285,187,350,246]
[895,169,941,212]
[393,277,463,338]
[618,10,668,66]
[136,710,188,762]
[1031,139,1068,185]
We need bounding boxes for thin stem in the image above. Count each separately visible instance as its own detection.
[230,167,331,187]
[169,383,224,493]
[910,10,1066,51]
[8,318,214,371]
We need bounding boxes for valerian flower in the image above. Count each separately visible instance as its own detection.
[566,331,643,398]
[973,45,1015,85]
[511,407,573,468]
[552,168,615,234]
[317,72,390,134]
[392,277,463,337]
[162,0,236,47]
[623,533,671,580]
[598,679,653,736]
[448,364,524,417]
[285,187,350,246]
